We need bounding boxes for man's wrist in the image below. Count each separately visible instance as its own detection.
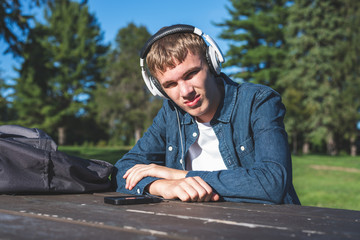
[146,179,163,196]
[172,169,188,179]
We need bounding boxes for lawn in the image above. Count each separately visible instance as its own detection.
[60,146,360,211]
[292,154,360,211]
[60,145,131,165]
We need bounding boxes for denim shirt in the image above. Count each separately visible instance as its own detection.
[115,74,301,205]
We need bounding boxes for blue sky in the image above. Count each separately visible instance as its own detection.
[0,0,231,87]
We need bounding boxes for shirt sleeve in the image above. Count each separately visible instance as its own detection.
[114,103,168,195]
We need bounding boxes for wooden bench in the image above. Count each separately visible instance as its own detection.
[0,192,359,239]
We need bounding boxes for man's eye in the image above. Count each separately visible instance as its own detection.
[164,82,176,88]
[185,70,199,79]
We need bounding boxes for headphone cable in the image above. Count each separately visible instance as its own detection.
[174,106,185,170]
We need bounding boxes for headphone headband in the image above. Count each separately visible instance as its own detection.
[140,24,224,98]
[140,24,197,59]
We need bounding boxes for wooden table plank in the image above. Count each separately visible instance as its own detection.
[0,193,359,240]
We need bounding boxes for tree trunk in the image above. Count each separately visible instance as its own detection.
[292,134,298,155]
[326,133,337,156]
[134,128,141,143]
[350,136,357,157]
[58,127,66,146]
[302,142,310,155]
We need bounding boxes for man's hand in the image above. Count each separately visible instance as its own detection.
[123,164,187,190]
[147,177,220,202]
[123,164,219,202]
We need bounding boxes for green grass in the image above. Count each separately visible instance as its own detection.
[59,146,360,211]
[59,145,132,165]
[292,155,360,211]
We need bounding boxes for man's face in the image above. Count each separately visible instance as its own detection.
[156,52,222,123]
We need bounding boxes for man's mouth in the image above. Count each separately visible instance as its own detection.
[184,95,201,107]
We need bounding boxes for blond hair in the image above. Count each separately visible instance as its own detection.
[146,32,207,77]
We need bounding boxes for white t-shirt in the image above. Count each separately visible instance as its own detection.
[186,121,227,171]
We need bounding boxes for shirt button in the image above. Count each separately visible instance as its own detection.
[137,189,140,194]
[180,159,183,164]
[240,146,245,151]
[168,146,173,151]
[192,132,197,137]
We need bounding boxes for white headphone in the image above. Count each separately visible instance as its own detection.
[139,24,225,98]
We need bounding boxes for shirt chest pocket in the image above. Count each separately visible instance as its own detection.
[236,137,255,168]
[165,142,181,168]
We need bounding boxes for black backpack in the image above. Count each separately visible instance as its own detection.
[0,125,114,194]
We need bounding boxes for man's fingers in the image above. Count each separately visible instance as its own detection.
[124,165,149,190]
[148,178,220,202]
[185,177,213,202]
[172,185,192,202]
[173,177,214,202]
[185,179,207,202]
[211,193,220,202]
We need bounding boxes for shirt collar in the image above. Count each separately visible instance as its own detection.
[211,73,239,123]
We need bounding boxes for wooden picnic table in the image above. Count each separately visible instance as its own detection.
[0,192,359,239]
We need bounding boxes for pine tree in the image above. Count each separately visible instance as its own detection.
[0,77,8,123]
[0,0,30,55]
[0,0,48,125]
[337,0,360,156]
[13,25,52,127]
[217,0,289,89]
[13,0,108,145]
[94,23,162,145]
[279,0,360,155]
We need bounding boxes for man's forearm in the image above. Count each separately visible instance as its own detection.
[123,164,188,190]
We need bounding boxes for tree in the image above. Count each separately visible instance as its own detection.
[13,0,108,145]
[0,0,30,55]
[0,0,49,55]
[336,0,360,156]
[279,0,360,155]
[0,76,18,124]
[0,0,49,126]
[217,0,289,89]
[0,76,8,123]
[12,25,51,128]
[94,23,162,145]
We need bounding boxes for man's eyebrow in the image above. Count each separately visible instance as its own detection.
[183,66,201,76]
[162,80,173,87]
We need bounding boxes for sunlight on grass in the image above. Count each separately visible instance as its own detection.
[292,155,360,211]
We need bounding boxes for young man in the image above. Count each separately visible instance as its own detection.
[115,24,300,204]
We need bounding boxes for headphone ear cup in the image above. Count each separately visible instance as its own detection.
[141,66,167,98]
[149,75,168,99]
[206,45,221,75]
[141,67,165,98]
[206,47,215,75]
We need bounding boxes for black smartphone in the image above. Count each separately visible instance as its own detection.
[104,195,162,205]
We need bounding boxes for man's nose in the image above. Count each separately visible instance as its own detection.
[179,81,194,98]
